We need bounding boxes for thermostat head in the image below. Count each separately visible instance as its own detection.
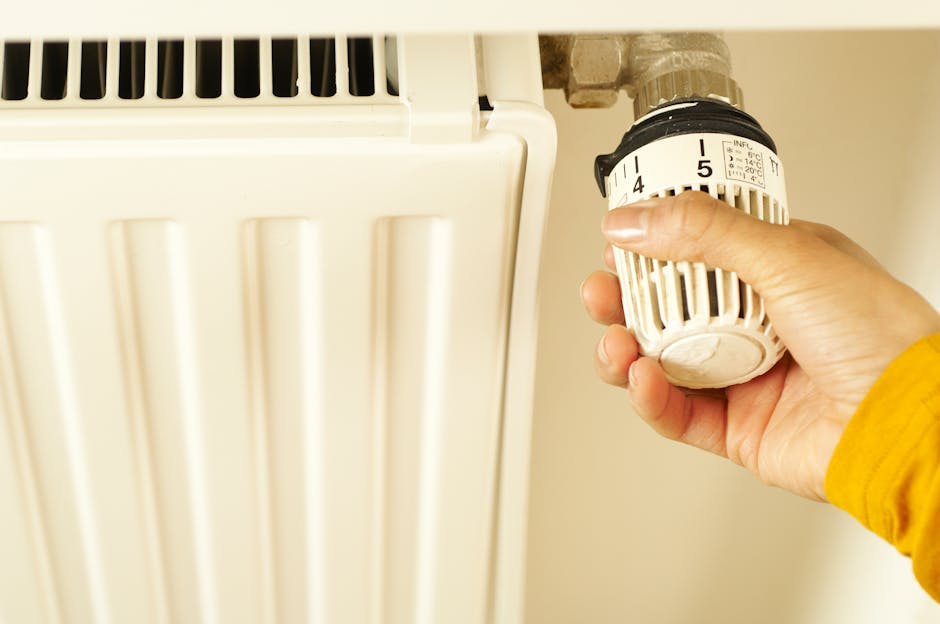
[594,98,789,389]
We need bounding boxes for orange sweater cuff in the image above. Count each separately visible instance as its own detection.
[824,332,940,601]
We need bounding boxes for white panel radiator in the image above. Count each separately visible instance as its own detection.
[0,33,556,624]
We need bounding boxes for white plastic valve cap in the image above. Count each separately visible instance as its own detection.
[660,331,766,387]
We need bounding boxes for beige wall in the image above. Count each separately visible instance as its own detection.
[526,31,940,623]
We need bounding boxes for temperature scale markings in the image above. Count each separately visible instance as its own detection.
[722,139,766,188]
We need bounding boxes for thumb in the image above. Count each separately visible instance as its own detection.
[602,191,824,294]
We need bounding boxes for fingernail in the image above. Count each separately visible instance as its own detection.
[603,206,649,242]
[579,278,586,301]
[628,361,639,386]
[597,334,610,365]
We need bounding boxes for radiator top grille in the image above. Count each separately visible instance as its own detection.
[0,35,400,107]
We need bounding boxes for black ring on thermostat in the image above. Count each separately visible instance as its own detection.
[593,98,778,197]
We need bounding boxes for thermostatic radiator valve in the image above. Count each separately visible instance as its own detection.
[594,98,789,389]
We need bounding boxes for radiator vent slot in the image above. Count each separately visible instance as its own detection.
[79,41,107,100]
[233,39,260,98]
[347,37,375,96]
[0,35,400,106]
[195,39,222,99]
[310,38,337,97]
[157,40,184,99]
[39,41,68,100]
[1,42,30,100]
[271,38,298,97]
[118,40,145,100]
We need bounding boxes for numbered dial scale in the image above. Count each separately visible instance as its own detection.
[594,99,790,389]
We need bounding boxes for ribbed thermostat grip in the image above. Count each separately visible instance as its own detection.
[612,182,788,389]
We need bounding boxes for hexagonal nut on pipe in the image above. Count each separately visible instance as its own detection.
[566,36,629,108]
[567,88,620,108]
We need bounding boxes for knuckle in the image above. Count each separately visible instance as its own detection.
[812,222,842,239]
[803,221,845,244]
[669,191,728,243]
[730,437,759,472]
[787,219,839,247]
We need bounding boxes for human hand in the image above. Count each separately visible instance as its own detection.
[581,191,940,501]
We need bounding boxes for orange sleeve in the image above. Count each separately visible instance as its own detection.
[825,332,940,601]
